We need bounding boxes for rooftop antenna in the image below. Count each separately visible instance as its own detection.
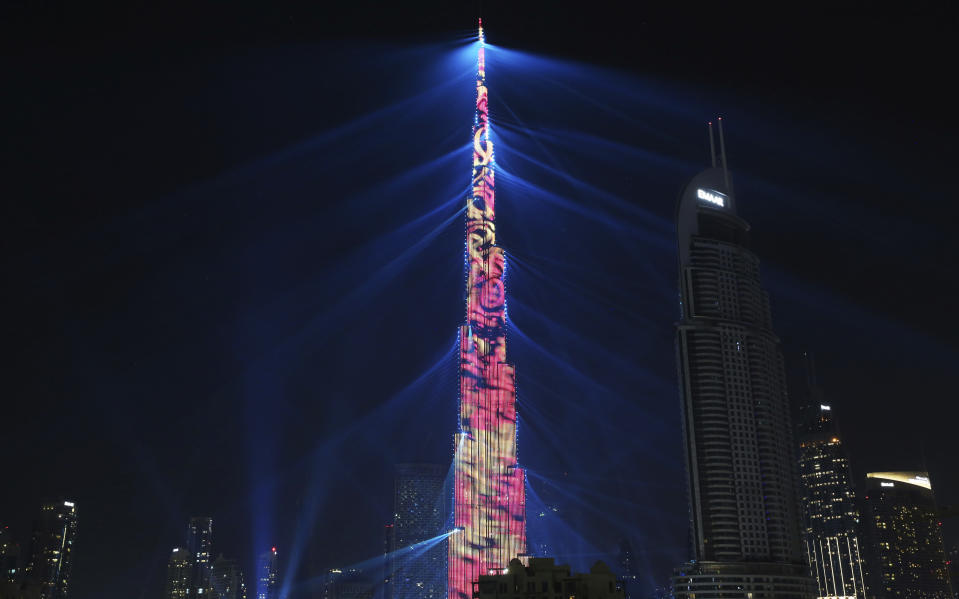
[803,350,818,390]
[717,117,730,190]
[708,121,717,168]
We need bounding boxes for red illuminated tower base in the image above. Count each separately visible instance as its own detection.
[448,20,526,599]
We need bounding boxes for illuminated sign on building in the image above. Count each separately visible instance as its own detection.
[449,20,526,599]
[820,404,831,411]
[696,188,726,207]
[868,472,932,490]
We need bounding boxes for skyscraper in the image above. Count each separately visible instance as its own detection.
[617,539,638,599]
[1,526,21,583]
[390,463,446,599]
[187,517,214,598]
[863,472,953,599]
[449,20,526,599]
[324,568,375,599]
[166,547,191,599]
[27,499,78,599]
[211,555,247,599]
[255,547,278,599]
[670,122,815,598]
[796,355,867,599]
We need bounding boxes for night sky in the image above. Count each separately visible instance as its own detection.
[3,2,958,597]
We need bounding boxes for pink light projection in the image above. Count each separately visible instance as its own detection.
[449,21,526,599]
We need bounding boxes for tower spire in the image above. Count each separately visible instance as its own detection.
[717,116,730,190]
[708,121,717,168]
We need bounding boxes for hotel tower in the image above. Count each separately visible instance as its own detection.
[670,122,816,599]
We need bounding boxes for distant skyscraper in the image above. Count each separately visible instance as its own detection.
[187,517,214,598]
[670,122,815,598]
[391,463,446,599]
[211,555,247,599]
[863,472,953,599]
[617,539,638,599]
[255,547,278,599]
[166,547,191,599]
[1,526,21,583]
[796,354,867,599]
[324,568,375,599]
[27,499,78,599]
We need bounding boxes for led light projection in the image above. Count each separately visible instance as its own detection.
[448,20,526,599]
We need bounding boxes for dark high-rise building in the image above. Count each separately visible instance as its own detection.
[390,463,446,599]
[27,499,78,599]
[166,547,191,599]
[1,526,21,583]
[381,525,393,599]
[863,472,953,599]
[796,354,867,599]
[323,569,375,599]
[211,555,247,599]
[618,539,638,599]
[187,518,214,598]
[670,122,815,599]
[255,547,278,599]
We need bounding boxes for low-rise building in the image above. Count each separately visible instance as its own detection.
[472,558,623,599]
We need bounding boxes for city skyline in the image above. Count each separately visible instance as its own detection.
[3,2,958,597]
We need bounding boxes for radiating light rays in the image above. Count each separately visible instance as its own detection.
[524,474,601,569]
[495,143,671,234]
[244,335,460,589]
[281,529,458,599]
[511,126,694,183]
[503,249,665,328]
[483,44,702,120]
[238,35,717,589]
[526,469,686,587]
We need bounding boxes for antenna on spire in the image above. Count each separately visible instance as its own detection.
[707,122,716,168]
[717,117,729,190]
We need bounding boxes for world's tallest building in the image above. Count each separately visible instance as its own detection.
[448,20,526,599]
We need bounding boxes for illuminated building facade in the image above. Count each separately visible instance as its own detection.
[166,547,191,599]
[390,463,446,599]
[671,123,815,598]
[211,555,247,599]
[449,20,526,599]
[863,472,953,599]
[27,499,78,599]
[187,517,214,598]
[255,547,278,599]
[796,356,867,599]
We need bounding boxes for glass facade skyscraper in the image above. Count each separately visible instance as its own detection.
[390,463,446,599]
[255,547,278,599]
[796,356,867,599]
[187,517,214,598]
[211,554,247,599]
[670,125,816,598]
[166,547,191,599]
[863,472,953,599]
[28,499,78,599]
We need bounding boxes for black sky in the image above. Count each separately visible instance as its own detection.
[3,1,958,597]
